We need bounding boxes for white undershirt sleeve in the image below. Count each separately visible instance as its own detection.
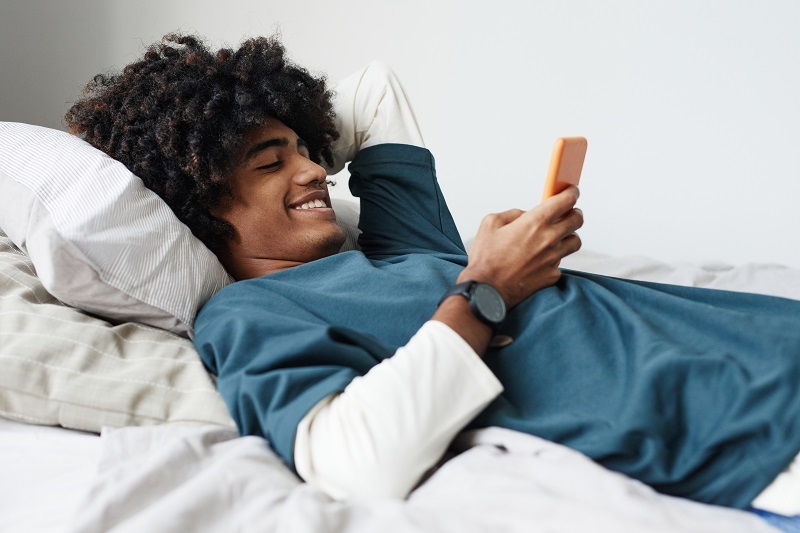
[294,321,503,500]
[324,61,425,175]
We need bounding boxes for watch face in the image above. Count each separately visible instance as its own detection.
[474,283,506,324]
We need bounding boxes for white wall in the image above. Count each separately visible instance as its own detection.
[0,1,114,129]
[2,0,799,267]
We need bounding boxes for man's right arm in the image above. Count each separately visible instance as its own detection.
[294,188,583,500]
[294,320,502,500]
[293,63,583,501]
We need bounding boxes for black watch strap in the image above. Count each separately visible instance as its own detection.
[438,280,507,328]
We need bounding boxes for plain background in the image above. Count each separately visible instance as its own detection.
[2,0,798,267]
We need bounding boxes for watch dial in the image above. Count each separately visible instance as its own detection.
[474,283,506,323]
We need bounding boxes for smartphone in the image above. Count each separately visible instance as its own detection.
[541,137,587,201]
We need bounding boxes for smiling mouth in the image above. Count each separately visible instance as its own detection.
[294,198,331,210]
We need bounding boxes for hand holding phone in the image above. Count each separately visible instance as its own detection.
[541,137,587,201]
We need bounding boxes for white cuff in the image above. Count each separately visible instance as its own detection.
[324,61,425,175]
[294,321,503,500]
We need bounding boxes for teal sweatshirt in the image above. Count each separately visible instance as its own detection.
[195,144,800,508]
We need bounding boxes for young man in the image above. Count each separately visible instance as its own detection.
[67,33,800,511]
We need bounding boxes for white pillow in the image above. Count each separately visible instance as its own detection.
[0,229,235,431]
[0,121,233,337]
[0,122,362,337]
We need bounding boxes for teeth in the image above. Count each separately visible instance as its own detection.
[295,199,328,210]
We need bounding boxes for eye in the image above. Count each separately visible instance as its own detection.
[255,160,282,171]
[297,139,311,159]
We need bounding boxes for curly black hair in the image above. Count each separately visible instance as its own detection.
[65,33,339,253]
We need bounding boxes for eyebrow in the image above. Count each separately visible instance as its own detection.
[243,137,309,163]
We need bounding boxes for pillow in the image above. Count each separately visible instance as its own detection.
[0,121,232,337]
[0,122,362,337]
[0,229,235,431]
[331,195,361,252]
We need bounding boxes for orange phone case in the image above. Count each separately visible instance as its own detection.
[541,137,587,201]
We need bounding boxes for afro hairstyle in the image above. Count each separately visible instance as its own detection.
[65,33,339,253]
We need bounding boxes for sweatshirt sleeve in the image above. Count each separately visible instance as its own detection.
[293,320,503,500]
[324,61,425,175]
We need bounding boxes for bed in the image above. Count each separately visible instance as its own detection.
[2,118,800,532]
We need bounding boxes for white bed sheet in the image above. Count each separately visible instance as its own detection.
[0,418,100,533]
[3,249,798,533]
[66,423,774,533]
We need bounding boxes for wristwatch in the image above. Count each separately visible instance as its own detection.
[438,280,507,328]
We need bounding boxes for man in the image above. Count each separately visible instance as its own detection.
[67,33,800,511]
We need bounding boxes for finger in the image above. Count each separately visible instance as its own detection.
[547,186,580,214]
[530,208,583,251]
[479,208,526,230]
[529,186,579,222]
[555,207,584,236]
[556,232,582,258]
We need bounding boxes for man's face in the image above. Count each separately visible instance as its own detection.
[212,119,346,279]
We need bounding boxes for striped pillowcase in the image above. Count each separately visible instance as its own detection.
[0,229,235,431]
[0,122,232,337]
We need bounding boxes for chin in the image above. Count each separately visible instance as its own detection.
[314,228,347,259]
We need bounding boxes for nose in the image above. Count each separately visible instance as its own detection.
[293,155,328,187]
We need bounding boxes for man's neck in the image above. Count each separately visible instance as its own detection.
[223,255,305,281]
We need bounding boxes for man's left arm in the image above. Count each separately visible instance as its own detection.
[325,63,465,257]
[323,61,425,175]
